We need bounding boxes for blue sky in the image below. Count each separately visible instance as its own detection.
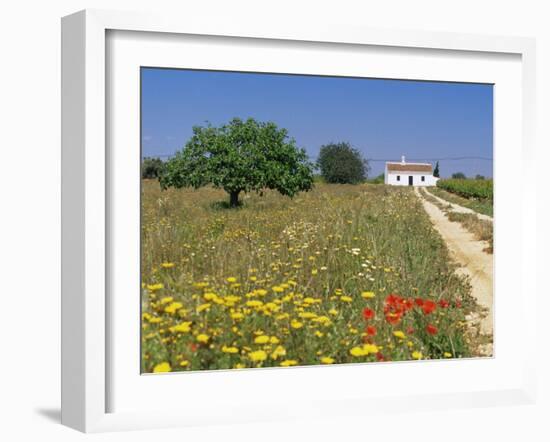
[141,68,493,178]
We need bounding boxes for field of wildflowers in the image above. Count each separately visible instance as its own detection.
[141,181,479,373]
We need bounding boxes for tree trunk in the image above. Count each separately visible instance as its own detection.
[229,190,240,207]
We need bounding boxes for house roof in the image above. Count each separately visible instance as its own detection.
[386,162,433,173]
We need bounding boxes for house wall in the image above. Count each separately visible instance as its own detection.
[385,170,439,186]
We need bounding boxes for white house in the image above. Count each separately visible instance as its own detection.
[384,156,439,186]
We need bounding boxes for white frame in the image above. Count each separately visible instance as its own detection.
[61,9,537,433]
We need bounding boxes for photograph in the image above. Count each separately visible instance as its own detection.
[140,68,494,374]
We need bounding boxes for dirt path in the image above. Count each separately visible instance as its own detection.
[424,188,493,222]
[414,188,493,354]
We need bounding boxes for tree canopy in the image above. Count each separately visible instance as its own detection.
[141,157,165,179]
[451,172,466,179]
[433,161,440,178]
[160,118,314,206]
[317,142,368,184]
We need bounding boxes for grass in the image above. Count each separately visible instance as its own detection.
[141,181,478,373]
[428,186,493,217]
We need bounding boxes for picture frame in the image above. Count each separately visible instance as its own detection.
[61,9,537,433]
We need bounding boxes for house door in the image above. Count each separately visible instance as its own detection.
[408,176,413,186]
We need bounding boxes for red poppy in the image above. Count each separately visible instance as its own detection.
[376,352,385,362]
[362,307,375,320]
[385,311,402,325]
[426,324,438,335]
[366,325,377,336]
[386,294,401,306]
[439,299,450,308]
[455,300,462,308]
[407,327,415,334]
[189,343,198,352]
[414,298,424,307]
[422,300,437,315]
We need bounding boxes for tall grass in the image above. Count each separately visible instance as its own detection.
[141,181,478,373]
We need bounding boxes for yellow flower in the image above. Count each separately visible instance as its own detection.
[393,330,406,339]
[164,302,183,314]
[153,362,171,373]
[147,283,164,292]
[179,360,189,367]
[230,312,245,320]
[246,300,263,308]
[161,262,175,268]
[298,312,317,319]
[222,345,239,354]
[249,276,257,282]
[412,351,423,360]
[159,296,173,304]
[340,296,353,303]
[269,336,280,344]
[271,345,286,360]
[311,269,318,275]
[363,344,379,354]
[255,289,268,296]
[234,363,245,369]
[254,335,270,344]
[320,357,334,364]
[328,308,338,316]
[350,346,365,357]
[350,344,379,357]
[249,350,268,362]
[280,359,298,367]
[226,277,237,283]
[361,291,375,299]
[290,319,303,329]
[196,303,211,313]
[169,321,192,333]
[315,330,324,338]
[203,292,218,301]
[196,334,209,343]
[272,286,284,293]
[312,316,331,325]
[444,352,453,358]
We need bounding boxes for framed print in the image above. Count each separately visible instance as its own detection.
[61,9,537,432]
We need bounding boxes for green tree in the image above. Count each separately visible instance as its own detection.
[160,118,314,207]
[141,157,165,179]
[317,142,369,184]
[433,161,440,178]
[367,173,385,184]
[475,174,485,180]
[451,172,466,179]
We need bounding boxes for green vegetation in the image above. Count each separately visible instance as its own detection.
[141,157,165,179]
[141,182,478,373]
[451,172,466,179]
[317,142,369,184]
[160,118,314,207]
[433,161,440,178]
[367,173,385,184]
[433,179,493,216]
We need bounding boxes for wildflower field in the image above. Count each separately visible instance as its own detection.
[141,181,479,373]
